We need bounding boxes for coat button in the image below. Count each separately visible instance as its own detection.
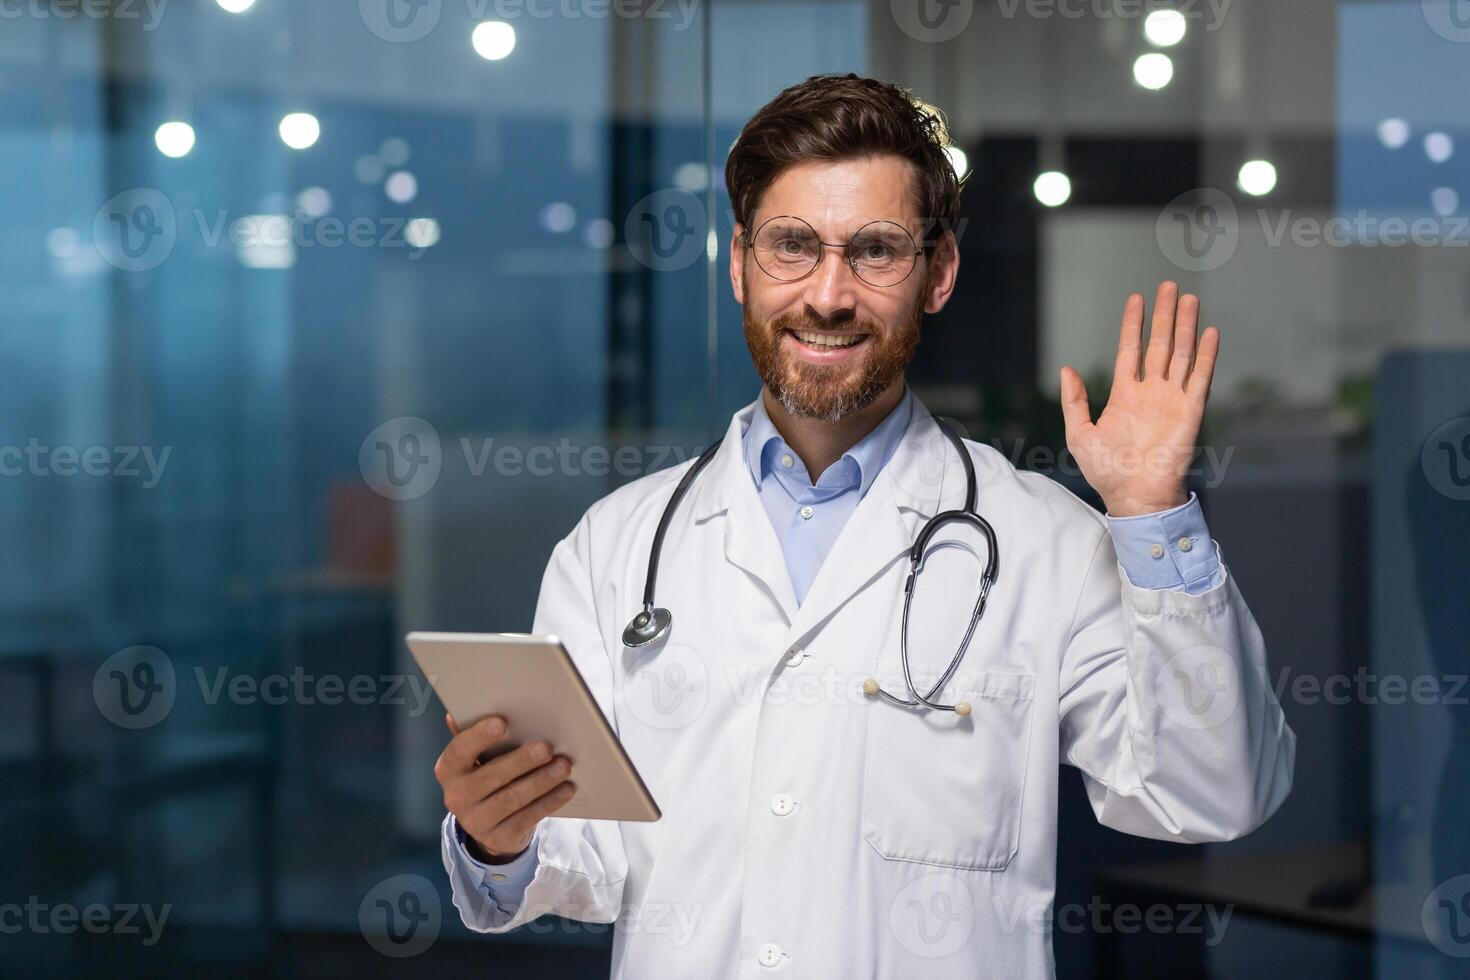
[758,943,783,967]
[770,794,796,816]
[784,646,804,667]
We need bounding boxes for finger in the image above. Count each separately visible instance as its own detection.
[439,715,509,774]
[1168,292,1199,384]
[445,713,459,737]
[463,740,559,801]
[1186,326,1221,401]
[479,755,573,825]
[487,781,578,847]
[1112,292,1144,388]
[1143,281,1178,378]
[1059,367,1094,438]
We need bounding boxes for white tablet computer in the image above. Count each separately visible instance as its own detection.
[406,631,660,822]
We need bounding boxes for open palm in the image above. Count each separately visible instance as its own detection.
[1060,282,1219,518]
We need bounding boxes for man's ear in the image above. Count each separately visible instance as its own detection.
[922,229,960,315]
[729,223,747,305]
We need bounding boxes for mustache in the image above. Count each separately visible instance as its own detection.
[768,311,880,335]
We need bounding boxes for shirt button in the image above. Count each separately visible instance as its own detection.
[1178,536,1193,552]
[1149,543,1165,559]
[489,872,508,881]
[780,453,794,468]
[758,943,783,967]
[770,794,796,816]
[784,646,804,667]
[799,505,814,520]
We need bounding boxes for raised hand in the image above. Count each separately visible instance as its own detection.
[1059,281,1219,518]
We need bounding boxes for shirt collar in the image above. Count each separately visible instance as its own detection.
[742,386,914,497]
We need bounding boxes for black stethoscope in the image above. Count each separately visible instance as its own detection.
[621,416,999,716]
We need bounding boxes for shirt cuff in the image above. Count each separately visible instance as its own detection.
[1105,492,1224,595]
[447,814,539,909]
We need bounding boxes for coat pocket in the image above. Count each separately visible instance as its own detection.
[861,669,1035,871]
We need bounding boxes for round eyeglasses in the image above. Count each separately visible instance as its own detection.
[745,215,924,288]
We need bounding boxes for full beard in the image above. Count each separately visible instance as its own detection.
[743,280,925,424]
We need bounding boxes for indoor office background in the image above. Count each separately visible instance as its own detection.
[1,0,1467,976]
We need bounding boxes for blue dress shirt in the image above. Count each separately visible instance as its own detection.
[446,386,1225,904]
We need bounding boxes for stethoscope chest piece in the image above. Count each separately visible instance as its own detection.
[622,606,673,648]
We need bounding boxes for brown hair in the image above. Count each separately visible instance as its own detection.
[724,73,964,248]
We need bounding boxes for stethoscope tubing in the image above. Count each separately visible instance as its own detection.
[622,414,999,716]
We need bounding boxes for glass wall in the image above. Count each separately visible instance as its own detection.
[2,0,1467,976]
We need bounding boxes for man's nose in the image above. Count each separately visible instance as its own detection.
[800,247,860,321]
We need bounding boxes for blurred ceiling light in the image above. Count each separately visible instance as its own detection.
[46,228,79,258]
[154,121,196,158]
[216,0,256,10]
[355,155,386,184]
[472,21,516,60]
[1237,159,1277,196]
[1377,118,1410,149]
[235,214,295,269]
[385,171,419,204]
[296,186,332,218]
[945,145,970,180]
[673,161,709,193]
[380,137,411,167]
[1431,187,1459,217]
[279,112,321,150]
[1425,131,1454,163]
[583,218,614,249]
[1144,9,1187,46]
[539,202,577,233]
[405,218,442,249]
[1033,171,1072,207]
[1133,53,1174,90]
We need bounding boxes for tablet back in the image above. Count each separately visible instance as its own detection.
[407,631,660,822]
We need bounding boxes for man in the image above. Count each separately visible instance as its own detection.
[435,73,1295,977]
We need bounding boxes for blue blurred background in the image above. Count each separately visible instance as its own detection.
[2,0,1469,976]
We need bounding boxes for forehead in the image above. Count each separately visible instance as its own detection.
[754,156,920,232]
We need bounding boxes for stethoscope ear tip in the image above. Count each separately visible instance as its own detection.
[954,701,972,717]
[862,677,880,696]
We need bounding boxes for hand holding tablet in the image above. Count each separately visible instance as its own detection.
[412,632,661,863]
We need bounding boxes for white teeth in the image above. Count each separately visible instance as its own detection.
[793,330,862,348]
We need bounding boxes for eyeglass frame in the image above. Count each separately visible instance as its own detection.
[741,214,930,288]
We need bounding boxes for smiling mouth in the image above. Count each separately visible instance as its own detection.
[788,329,867,349]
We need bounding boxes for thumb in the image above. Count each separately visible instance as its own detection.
[1059,366,1093,437]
